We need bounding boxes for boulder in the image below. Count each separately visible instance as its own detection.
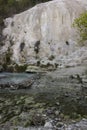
[26,65,46,73]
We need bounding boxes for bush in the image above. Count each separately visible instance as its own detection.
[73,11,87,42]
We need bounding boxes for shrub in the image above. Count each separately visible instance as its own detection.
[73,11,87,42]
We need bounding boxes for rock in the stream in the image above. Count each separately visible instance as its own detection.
[0,79,34,89]
[26,65,46,73]
[44,120,53,128]
[0,73,39,89]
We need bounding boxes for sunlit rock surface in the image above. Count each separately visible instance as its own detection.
[1,0,87,67]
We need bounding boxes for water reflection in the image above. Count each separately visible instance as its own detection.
[0,72,35,84]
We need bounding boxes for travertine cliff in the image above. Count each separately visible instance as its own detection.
[1,0,87,69]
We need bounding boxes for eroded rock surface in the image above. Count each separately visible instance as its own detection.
[1,0,87,69]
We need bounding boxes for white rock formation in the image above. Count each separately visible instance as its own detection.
[2,0,87,67]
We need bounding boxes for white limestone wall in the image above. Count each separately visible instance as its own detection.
[2,0,87,67]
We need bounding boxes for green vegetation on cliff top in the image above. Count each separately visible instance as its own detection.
[0,0,51,29]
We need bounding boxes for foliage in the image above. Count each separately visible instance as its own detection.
[0,0,51,18]
[73,11,87,42]
[15,64,27,72]
[0,0,51,33]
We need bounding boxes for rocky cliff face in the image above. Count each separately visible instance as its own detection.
[1,0,87,70]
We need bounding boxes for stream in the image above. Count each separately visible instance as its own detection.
[0,65,87,130]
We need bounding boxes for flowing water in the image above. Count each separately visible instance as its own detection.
[0,72,35,84]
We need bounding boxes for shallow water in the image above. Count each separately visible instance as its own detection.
[0,72,35,84]
[0,72,38,94]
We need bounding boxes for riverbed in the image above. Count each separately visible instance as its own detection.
[0,65,87,130]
